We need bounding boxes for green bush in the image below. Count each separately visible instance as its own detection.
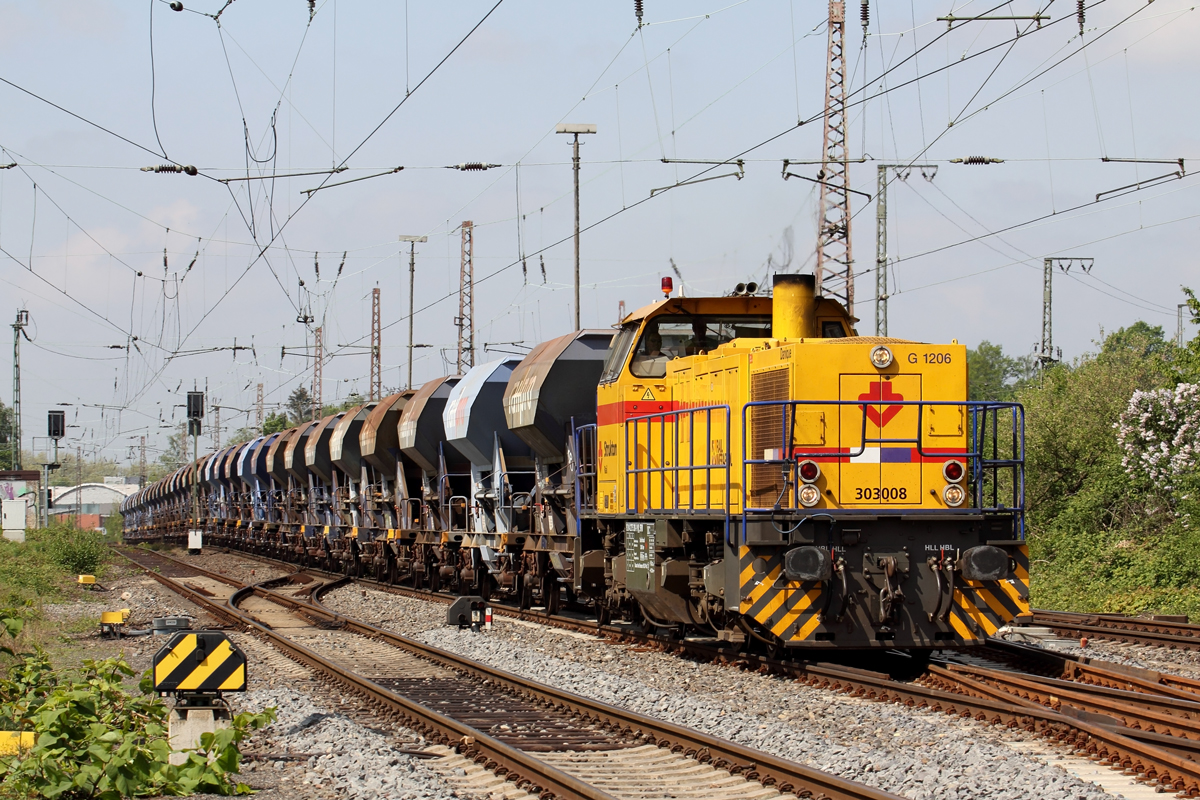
[38,527,108,576]
[0,608,275,798]
[1019,317,1200,618]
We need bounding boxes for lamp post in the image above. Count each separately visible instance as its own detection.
[555,123,597,331]
[398,235,428,390]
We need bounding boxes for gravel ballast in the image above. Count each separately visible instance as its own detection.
[323,586,1120,800]
[235,685,471,799]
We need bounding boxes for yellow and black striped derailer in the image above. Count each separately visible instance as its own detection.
[153,631,247,695]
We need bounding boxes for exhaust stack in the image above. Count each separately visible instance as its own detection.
[772,274,818,339]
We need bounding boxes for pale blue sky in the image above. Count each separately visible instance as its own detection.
[0,0,1195,463]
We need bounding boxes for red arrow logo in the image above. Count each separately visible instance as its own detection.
[858,382,904,427]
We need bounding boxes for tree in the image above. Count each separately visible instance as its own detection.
[159,424,189,470]
[285,386,312,424]
[966,341,1035,401]
[262,411,289,436]
[1176,287,1200,381]
[1102,321,1169,360]
[0,400,13,469]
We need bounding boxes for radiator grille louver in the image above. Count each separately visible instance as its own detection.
[749,369,791,508]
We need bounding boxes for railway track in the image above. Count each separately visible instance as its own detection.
[1031,609,1200,652]
[126,545,1200,795]
[113,546,901,800]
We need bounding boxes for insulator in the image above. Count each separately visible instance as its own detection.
[1077,0,1085,34]
[951,156,1004,165]
[308,0,316,21]
[169,1,183,10]
[635,0,644,26]
[141,164,196,175]
[861,0,869,29]
[454,162,489,170]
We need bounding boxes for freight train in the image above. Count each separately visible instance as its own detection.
[123,273,1029,651]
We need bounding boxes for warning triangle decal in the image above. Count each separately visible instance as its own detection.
[641,388,655,400]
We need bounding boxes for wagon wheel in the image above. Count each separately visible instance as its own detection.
[517,574,533,610]
[476,570,494,601]
[542,573,561,615]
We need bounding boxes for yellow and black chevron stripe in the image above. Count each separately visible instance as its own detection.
[738,546,824,642]
[949,544,1030,638]
[153,632,247,693]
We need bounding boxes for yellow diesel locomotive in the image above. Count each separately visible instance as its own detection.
[586,273,1027,650]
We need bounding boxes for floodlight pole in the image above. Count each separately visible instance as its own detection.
[557,124,597,331]
[399,235,427,390]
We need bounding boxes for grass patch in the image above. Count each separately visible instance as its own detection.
[0,526,114,605]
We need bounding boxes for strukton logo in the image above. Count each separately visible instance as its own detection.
[858,382,904,427]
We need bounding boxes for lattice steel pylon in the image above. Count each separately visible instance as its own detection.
[255,383,264,429]
[312,326,323,421]
[10,309,29,470]
[370,287,382,401]
[816,0,854,315]
[456,221,475,374]
[139,435,146,489]
[1039,257,1094,367]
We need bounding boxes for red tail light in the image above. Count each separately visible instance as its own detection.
[798,460,820,483]
[943,460,964,483]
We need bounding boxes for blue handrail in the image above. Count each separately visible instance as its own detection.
[623,405,732,548]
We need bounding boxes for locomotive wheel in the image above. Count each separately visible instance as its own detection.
[412,566,424,590]
[595,603,611,626]
[517,575,533,610]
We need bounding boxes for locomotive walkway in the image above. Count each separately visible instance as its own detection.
[115,546,899,800]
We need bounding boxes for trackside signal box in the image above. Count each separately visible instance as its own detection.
[153,631,246,694]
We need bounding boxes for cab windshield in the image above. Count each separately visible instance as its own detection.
[630,315,771,378]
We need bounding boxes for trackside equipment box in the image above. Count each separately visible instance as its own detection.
[152,631,247,694]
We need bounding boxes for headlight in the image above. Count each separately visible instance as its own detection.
[798,484,821,507]
[870,345,894,369]
[798,460,821,483]
[942,484,966,507]
[942,460,965,483]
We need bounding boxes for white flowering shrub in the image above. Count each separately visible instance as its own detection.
[1116,383,1200,488]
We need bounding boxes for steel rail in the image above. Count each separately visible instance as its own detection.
[113,549,619,800]
[985,638,1200,701]
[1032,609,1200,652]
[918,666,1200,795]
[295,581,901,800]
[931,661,1200,743]
[116,547,899,800]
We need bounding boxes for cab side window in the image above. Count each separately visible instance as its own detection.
[821,320,847,338]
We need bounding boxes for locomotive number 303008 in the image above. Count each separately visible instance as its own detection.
[854,487,908,500]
